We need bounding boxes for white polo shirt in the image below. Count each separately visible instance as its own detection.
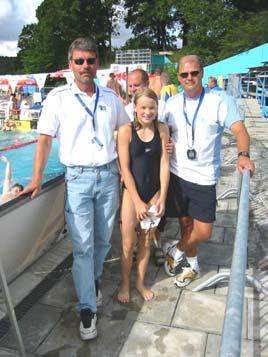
[125,99,166,122]
[163,89,242,185]
[38,83,129,167]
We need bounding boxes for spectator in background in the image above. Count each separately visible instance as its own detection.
[106,72,124,99]
[9,93,20,119]
[126,69,165,120]
[0,156,24,204]
[159,71,178,102]
[207,76,223,91]
[149,67,162,97]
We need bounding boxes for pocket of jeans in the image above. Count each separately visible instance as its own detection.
[65,167,82,182]
[110,160,120,176]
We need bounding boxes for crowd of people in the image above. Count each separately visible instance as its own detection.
[1,37,255,342]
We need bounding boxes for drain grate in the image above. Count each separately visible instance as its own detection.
[0,254,73,340]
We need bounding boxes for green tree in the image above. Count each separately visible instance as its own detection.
[122,34,159,50]
[175,0,236,65]
[231,0,268,12]
[219,11,268,59]
[124,0,183,51]
[17,0,121,73]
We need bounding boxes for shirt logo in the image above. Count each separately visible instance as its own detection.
[99,105,106,111]
[145,148,151,153]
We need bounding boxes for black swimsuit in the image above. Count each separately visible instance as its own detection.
[128,124,161,203]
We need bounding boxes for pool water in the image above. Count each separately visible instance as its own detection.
[0,131,64,192]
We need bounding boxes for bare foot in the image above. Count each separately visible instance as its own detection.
[117,283,130,304]
[136,282,154,301]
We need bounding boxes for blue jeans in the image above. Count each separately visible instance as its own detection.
[64,160,120,312]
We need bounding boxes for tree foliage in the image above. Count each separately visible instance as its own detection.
[17,0,121,73]
[171,0,237,65]
[219,11,268,59]
[11,0,268,74]
[170,0,268,65]
[124,0,183,50]
[231,0,268,12]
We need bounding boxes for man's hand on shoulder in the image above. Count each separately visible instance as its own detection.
[165,137,174,155]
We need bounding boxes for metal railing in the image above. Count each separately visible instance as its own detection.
[219,170,250,356]
[256,71,268,117]
[193,169,268,356]
[238,70,268,117]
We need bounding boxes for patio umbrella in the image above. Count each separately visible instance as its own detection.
[0,78,9,85]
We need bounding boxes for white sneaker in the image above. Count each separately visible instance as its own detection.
[79,309,97,340]
[96,289,103,308]
[164,244,189,277]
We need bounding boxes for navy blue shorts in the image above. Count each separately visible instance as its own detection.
[166,173,216,223]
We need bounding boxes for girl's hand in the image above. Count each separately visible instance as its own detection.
[155,198,165,217]
[135,200,149,221]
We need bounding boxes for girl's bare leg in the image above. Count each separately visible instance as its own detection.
[135,229,155,301]
[118,189,138,303]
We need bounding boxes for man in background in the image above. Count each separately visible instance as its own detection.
[159,71,178,102]
[149,67,162,97]
[106,72,124,98]
[207,76,223,91]
[126,68,165,120]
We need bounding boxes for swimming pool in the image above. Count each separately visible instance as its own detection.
[0,131,64,192]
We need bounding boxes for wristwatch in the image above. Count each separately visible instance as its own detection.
[238,151,250,158]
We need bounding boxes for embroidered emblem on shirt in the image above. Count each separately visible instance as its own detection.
[99,105,106,111]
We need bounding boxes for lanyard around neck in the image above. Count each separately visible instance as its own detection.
[183,87,205,145]
[75,86,100,132]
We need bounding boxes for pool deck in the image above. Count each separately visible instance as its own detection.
[0,98,268,356]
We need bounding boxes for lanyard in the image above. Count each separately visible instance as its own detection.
[75,87,103,149]
[75,86,99,131]
[183,87,205,146]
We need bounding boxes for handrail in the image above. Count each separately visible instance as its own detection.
[219,170,250,357]
[240,69,268,117]
[256,71,268,117]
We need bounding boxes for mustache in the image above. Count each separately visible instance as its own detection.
[81,70,93,75]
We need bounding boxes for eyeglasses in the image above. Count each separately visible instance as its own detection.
[73,58,97,65]
[179,70,200,79]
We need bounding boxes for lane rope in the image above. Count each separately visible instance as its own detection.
[0,139,38,152]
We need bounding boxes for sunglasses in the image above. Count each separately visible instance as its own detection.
[73,58,97,65]
[179,70,200,79]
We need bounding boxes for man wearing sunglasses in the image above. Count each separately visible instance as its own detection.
[21,37,129,341]
[163,54,255,287]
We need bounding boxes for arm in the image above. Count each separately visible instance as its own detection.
[230,121,255,175]
[155,123,170,216]
[20,134,53,199]
[117,124,149,220]
[0,156,11,194]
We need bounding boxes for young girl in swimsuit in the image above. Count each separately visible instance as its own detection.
[117,88,170,302]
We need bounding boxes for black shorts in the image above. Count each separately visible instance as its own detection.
[166,173,216,223]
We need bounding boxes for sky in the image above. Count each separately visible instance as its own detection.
[0,0,132,57]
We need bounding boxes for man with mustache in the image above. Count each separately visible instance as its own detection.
[21,37,129,340]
